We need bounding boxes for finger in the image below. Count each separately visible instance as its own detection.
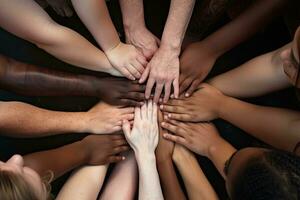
[127,64,141,79]
[134,107,141,121]
[121,107,135,114]
[63,6,73,17]
[163,133,187,146]
[114,139,128,146]
[179,78,192,95]
[111,134,125,140]
[160,104,184,114]
[125,92,145,101]
[137,54,148,67]
[161,122,185,137]
[186,80,201,97]
[155,36,161,46]
[132,84,146,92]
[173,78,179,99]
[120,99,142,106]
[122,113,135,121]
[119,67,135,81]
[132,59,145,74]
[141,101,148,119]
[147,100,153,119]
[163,81,172,103]
[145,77,155,99]
[112,126,122,132]
[122,120,131,138]
[139,66,151,84]
[113,145,130,154]
[153,83,164,103]
[168,113,191,122]
[108,156,126,163]
[152,102,158,122]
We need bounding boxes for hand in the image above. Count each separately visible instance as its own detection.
[80,134,129,165]
[160,83,225,122]
[105,42,148,80]
[122,100,159,155]
[46,0,73,17]
[179,42,218,97]
[162,120,221,157]
[140,47,180,103]
[125,26,160,60]
[83,102,134,134]
[155,110,175,162]
[95,77,146,106]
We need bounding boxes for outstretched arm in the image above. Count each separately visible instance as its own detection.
[99,151,137,200]
[172,145,218,200]
[24,134,128,180]
[208,45,291,98]
[0,55,145,106]
[123,101,163,200]
[0,0,119,76]
[71,0,147,80]
[57,165,108,200]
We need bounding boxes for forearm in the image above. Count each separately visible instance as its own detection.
[0,0,114,73]
[173,147,218,200]
[119,0,146,32]
[202,0,287,58]
[161,0,195,53]
[100,152,137,200]
[71,0,120,51]
[0,101,85,137]
[24,140,87,180]
[57,165,108,200]
[157,158,186,200]
[136,153,164,200]
[0,55,101,97]
[208,47,291,97]
[219,96,300,151]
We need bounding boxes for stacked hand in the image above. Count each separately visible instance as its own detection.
[122,100,159,155]
[105,42,148,81]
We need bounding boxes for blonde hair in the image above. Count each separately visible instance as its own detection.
[0,170,53,200]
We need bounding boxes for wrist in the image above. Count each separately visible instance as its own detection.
[202,36,226,59]
[207,137,232,161]
[156,154,172,165]
[217,95,232,119]
[160,41,181,56]
[74,140,89,165]
[135,150,156,164]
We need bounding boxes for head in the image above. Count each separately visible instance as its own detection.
[0,155,51,200]
[224,147,300,200]
[280,26,300,88]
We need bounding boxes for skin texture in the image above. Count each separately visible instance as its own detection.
[138,0,196,103]
[0,101,134,137]
[24,134,129,180]
[99,151,138,200]
[172,145,219,200]
[119,0,160,60]
[56,165,108,200]
[0,55,146,106]
[0,0,121,76]
[155,111,186,200]
[71,0,147,80]
[122,101,163,200]
[179,0,287,96]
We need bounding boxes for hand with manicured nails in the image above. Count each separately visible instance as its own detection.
[160,83,225,122]
[155,110,175,162]
[96,77,146,106]
[179,42,217,97]
[122,100,159,154]
[105,42,148,81]
[84,102,134,134]
[140,47,180,103]
[81,134,129,165]
[162,120,221,157]
[125,27,160,60]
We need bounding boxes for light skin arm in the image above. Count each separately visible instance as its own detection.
[0,0,120,76]
[24,134,128,180]
[172,145,219,200]
[0,55,146,106]
[122,101,164,200]
[140,0,195,103]
[0,101,134,137]
[208,45,291,98]
[71,0,147,80]
[57,165,108,200]
[179,0,288,96]
[99,151,137,200]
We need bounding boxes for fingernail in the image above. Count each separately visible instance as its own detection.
[161,122,165,126]
[185,93,189,97]
[122,156,126,160]
[163,134,168,138]
[160,105,163,109]
[171,94,174,99]
[159,98,162,103]
[168,113,171,118]
[164,115,168,119]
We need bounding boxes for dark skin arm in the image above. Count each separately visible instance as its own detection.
[24,134,129,180]
[0,55,145,106]
[156,111,186,200]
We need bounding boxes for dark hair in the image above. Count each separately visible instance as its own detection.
[229,150,300,200]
